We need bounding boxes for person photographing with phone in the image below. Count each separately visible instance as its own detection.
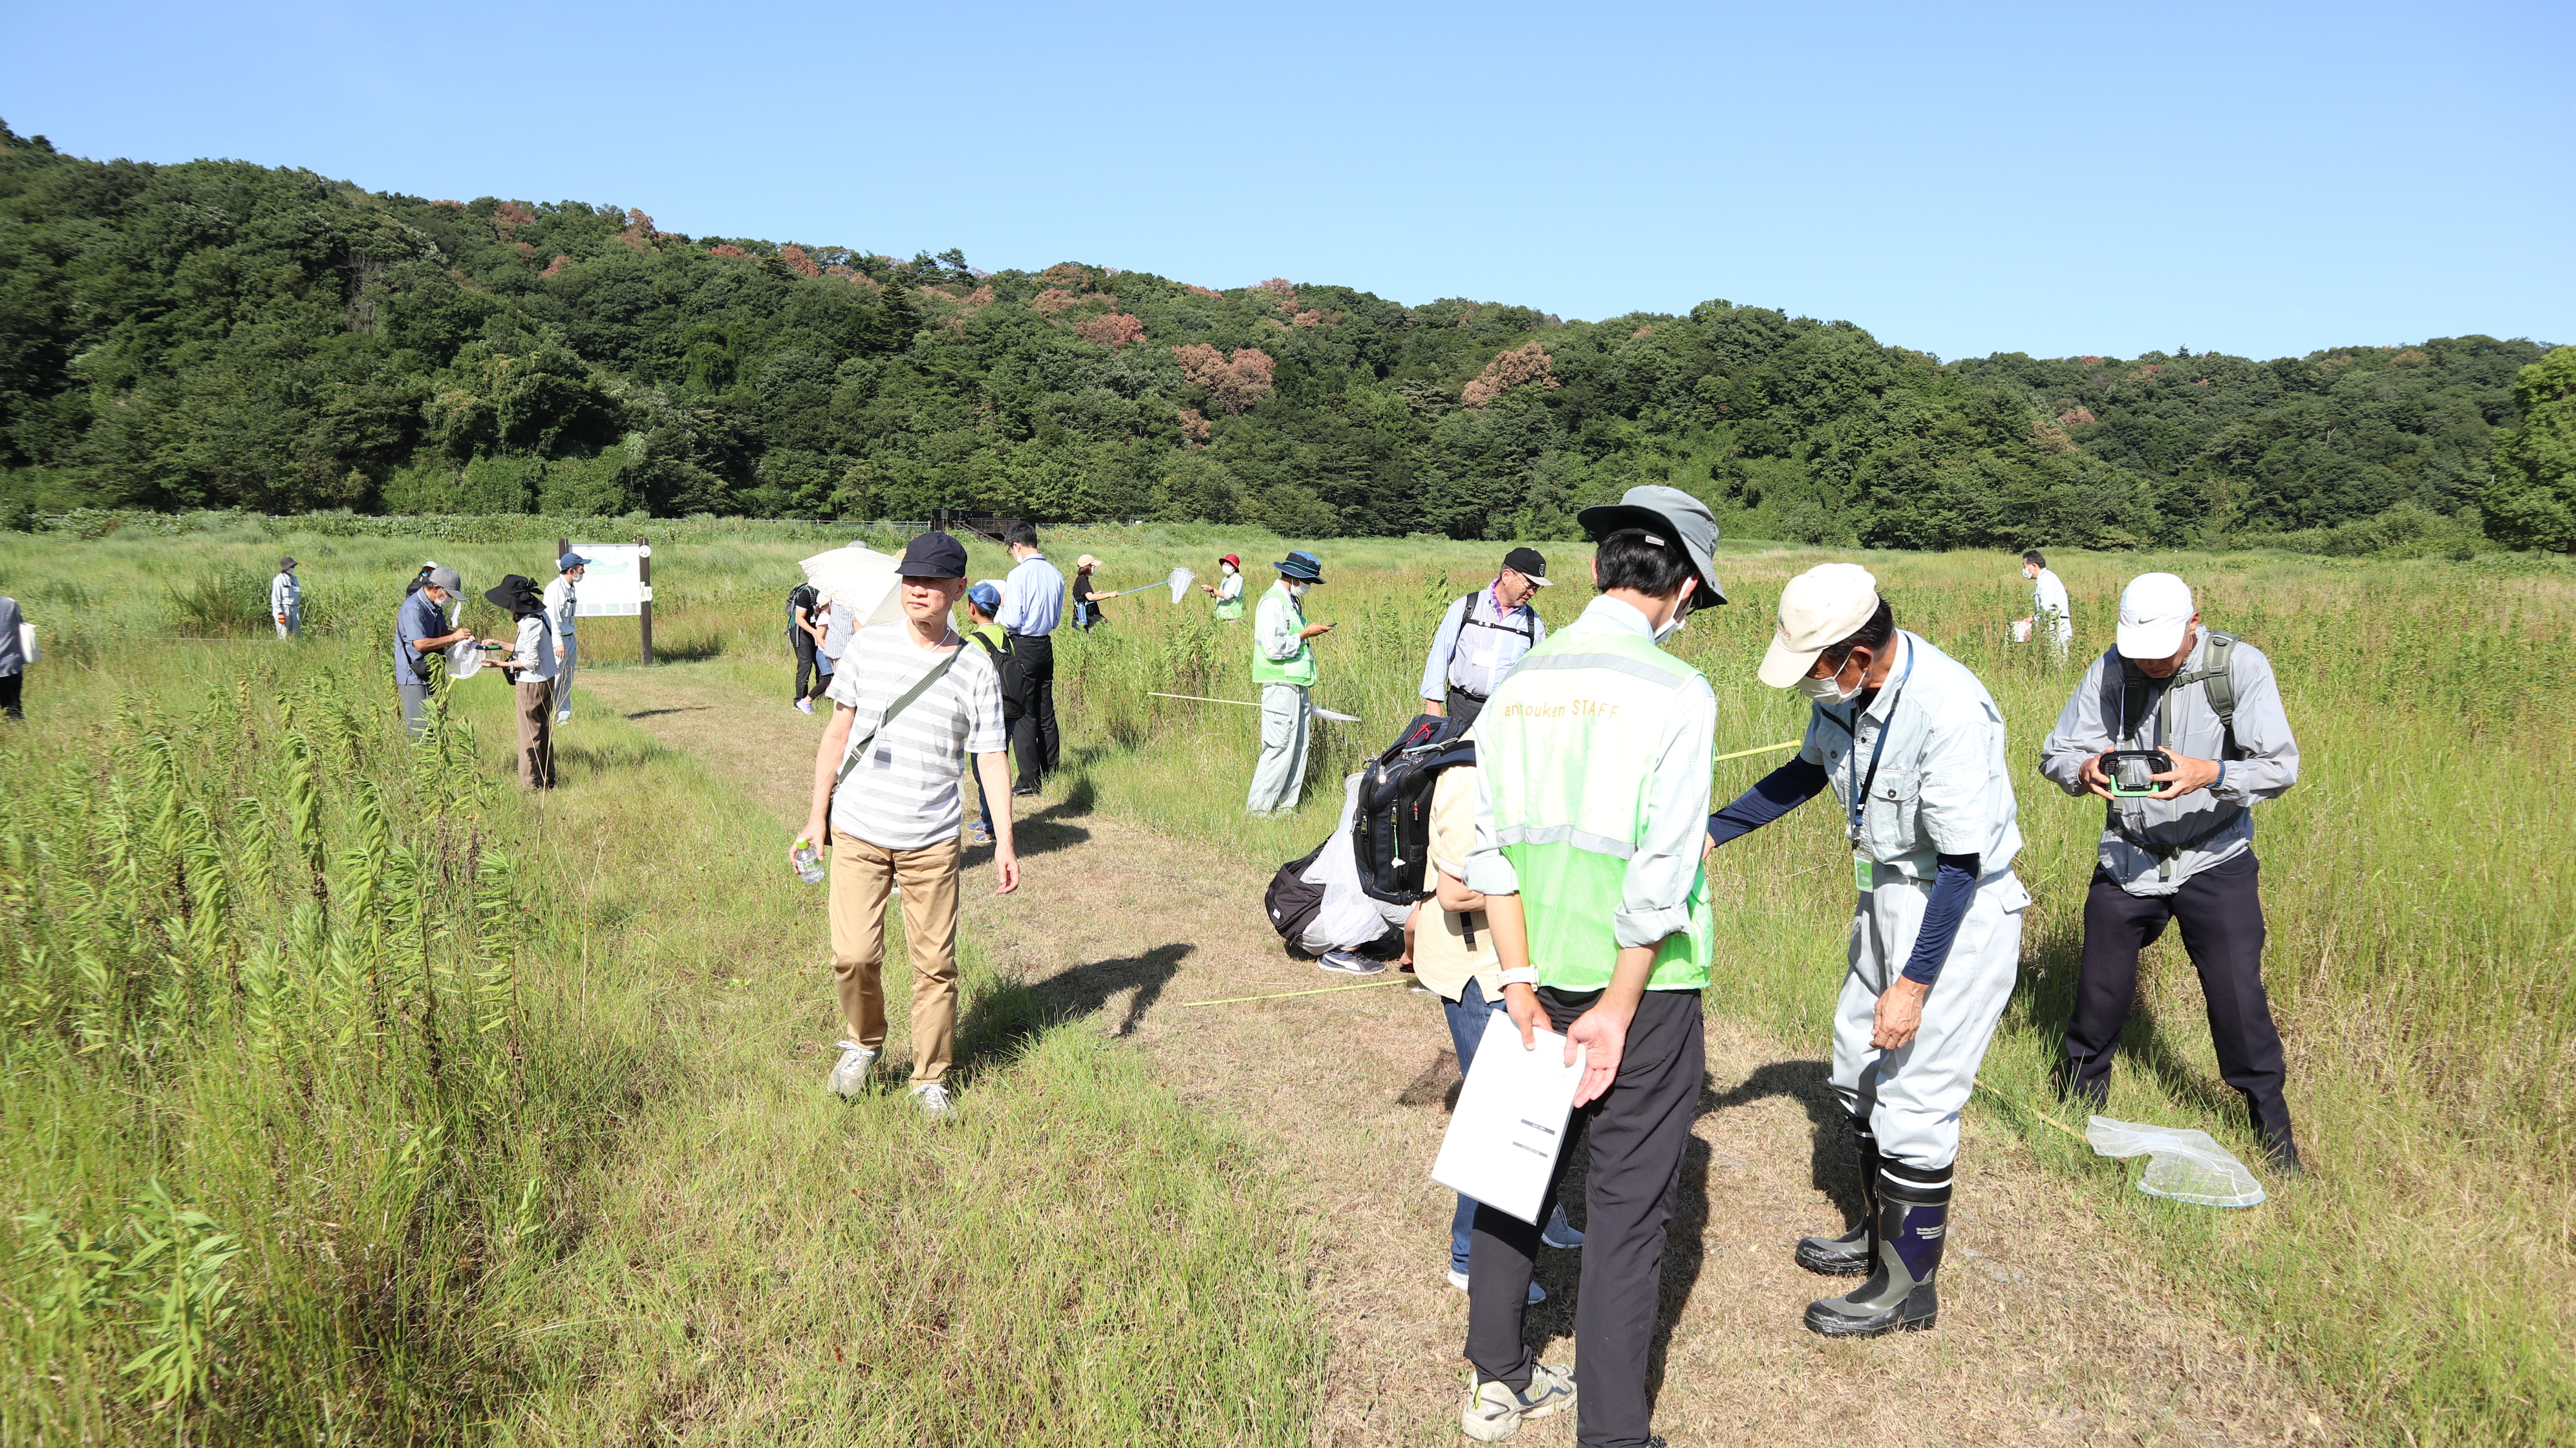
[2039,571,2304,1171]
[1245,549,1334,814]
[795,531,1018,1120]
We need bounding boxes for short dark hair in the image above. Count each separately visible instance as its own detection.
[1819,599,1896,669]
[1004,522,1040,549]
[2022,549,2046,567]
[1593,528,1695,598]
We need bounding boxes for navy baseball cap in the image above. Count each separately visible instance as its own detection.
[559,551,588,572]
[899,530,970,579]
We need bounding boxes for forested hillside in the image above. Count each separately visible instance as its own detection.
[2,122,2561,548]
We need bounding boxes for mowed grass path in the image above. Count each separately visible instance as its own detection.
[588,658,2337,1446]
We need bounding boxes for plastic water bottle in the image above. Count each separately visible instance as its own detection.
[791,838,825,885]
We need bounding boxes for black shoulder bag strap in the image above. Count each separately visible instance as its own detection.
[833,650,960,792]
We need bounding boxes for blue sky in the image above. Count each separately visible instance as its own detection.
[8,0,2567,362]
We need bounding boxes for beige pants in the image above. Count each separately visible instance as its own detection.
[829,831,962,1084]
[514,679,555,787]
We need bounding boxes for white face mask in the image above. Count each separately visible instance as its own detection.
[1221,563,1237,575]
[1287,581,1311,598]
[1794,657,1862,707]
[1651,579,1697,642]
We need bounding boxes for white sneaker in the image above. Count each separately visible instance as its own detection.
[1461,1362,1575,1442]
[1447,1268,1545,1304]
[910,1081,955,1118]
[826,1041,877,1098]
[1541,1206,1585,1250]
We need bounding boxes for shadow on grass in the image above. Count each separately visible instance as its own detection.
[1702,1058,1856,1220]
[2010,893,2250,1131]
[966,797,1093,862]
[952,941,1196,1081]
[621,706,713,721]
[554,738,681,781]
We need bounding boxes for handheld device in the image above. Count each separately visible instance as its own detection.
[2104,749,2174,797]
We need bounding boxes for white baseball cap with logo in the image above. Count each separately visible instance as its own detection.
[2116,573,2196,659]
[1757,563,1882,687]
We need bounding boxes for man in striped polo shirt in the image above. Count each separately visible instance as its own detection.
[798,531,1018,1119]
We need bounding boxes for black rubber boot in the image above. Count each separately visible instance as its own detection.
[1804,1158,1950,1337]
[1794,1118,1878,1276]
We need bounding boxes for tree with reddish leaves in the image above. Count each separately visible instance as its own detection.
[1462,342,1560,407]
[1255,277,1297,312]
[1174,345,1275,416]
[493,201,536,238]
[1079,313,1146,350]
[778,246,822,278]
[1032,288,1078,317]
[1178,407,1212,445]
[707,244,749,259]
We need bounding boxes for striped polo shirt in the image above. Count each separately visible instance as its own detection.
[826,621,1008,850]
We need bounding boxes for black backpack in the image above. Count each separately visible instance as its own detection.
[969,629,1029,720]
[1354,713,1477,906]
[788,582,818,628]
[1263,838,1331,946]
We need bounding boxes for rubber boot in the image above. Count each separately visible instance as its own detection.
[1804,1158,1949,1337]
[1794,1118,1878,1276]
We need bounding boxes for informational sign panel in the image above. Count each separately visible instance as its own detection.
[572,544,650,617]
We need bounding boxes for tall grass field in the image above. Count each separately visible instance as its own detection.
[1,513,2568,1443]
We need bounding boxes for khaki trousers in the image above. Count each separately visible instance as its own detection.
[513,679,555,787]
[828,831,962,1084]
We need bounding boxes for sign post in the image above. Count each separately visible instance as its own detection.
[568,540,653,665]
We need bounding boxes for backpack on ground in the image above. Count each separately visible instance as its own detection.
[1353,713,1477,906]
[1263,837,1331,947]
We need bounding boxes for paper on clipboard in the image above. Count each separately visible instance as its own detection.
[1431,1012,1587,1224]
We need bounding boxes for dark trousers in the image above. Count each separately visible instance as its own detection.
[2065,849,2295,1153]
[0,670,21,719]
[1444,687,1487,729]
[791,631,827,701]
[1013,632,1060,778]
[1469,986,1703,1447]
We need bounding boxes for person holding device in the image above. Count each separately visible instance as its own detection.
[2039,571,2303,1171]
[797,531,1017,1120]
[1704,562,2029,1339]
[1455,485,1723,1446]
[1245,550,1333,814]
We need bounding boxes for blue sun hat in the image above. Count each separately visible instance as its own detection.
[1273,550,1325,583]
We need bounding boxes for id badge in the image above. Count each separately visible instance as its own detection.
[1854,853,1874,892]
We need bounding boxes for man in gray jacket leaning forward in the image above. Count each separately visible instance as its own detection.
[2039,571,2303,1171]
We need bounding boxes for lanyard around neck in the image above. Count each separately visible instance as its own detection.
[1823,635,1915,844]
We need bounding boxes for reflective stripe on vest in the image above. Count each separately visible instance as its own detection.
[1479,628,1713,993]
[1249,583,1316,687]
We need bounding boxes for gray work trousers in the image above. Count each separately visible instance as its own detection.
[275,610,300,639]
[553,634,577,722]
[1468,986,1704,1447]
[1245,683,1311,813]
[398,665,435,740]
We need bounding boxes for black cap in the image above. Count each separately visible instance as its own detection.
[898,530,969,579]
[1501,546,1549,586]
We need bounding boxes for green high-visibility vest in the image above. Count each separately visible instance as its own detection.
[1249,582,1316,687]
[1477,626,1713,993]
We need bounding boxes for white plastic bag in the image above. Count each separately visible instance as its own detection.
[2010,619,2032,643]
[17,622,34,664]
[2086,1116,2266,1207]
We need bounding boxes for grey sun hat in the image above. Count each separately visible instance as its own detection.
[1574,485,1728,606]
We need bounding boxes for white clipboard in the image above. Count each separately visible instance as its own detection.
[1431,1012,1586,1224]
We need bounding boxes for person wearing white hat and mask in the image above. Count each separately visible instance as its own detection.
[1455,485,1721,1447]
[1704,562,2029,1339]
[2039,571,2302,1171]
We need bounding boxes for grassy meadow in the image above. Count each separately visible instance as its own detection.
[1,515,2570,1443]
[0,521,1313,1445]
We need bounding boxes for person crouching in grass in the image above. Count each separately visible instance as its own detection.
[797,531,1018,1119]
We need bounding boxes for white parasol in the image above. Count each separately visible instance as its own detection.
[799,544,906,629]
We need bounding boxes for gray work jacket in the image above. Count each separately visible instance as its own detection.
[2039,629,2300,897]
[0,595,23,676]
